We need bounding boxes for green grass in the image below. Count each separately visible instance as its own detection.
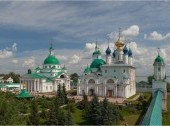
[127,93,140,100]
[72,107,87,125]
[163,93,170,125]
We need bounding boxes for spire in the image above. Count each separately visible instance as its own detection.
[158,47,160,56]
[118,28,121,40]
[49,41,54,55]
[106,38,111,55]
[115,28,125,49]
[95,41,98,51]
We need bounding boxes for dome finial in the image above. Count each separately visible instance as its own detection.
[95,41,98,51]
[158,47,160,56]
[118,28,121,40]
[49,40,54,55]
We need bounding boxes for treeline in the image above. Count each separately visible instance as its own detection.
[0,72,20,83]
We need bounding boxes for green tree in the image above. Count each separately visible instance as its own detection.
[27,99,39,125]
[86,94,102,125]
[70,73,79,83]
[66,103,73,125]
[62,84,68,104]
[147,75,154,84]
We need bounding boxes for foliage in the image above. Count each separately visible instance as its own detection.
[70,73,79,83]
[0,72,20,83]
[27,99,40,125]
[76,93,88,110]
[57,84,68,105]
[147,75,154,84]
[27,69,32,74]
[66,103,73,125]
[86,94,102,125]
[167,82,170,93]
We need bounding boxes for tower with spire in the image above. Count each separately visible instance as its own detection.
[92,42,101,60]
[152,48,167,111]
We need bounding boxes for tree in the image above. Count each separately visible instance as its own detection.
[28,69,32,74]
[27,99,39,125]
[66,103,73,125]
[62,84,68,104]
[70,73,79,83]
[147,75,154,84]
[57,84,63,104]
[86,94,102,125]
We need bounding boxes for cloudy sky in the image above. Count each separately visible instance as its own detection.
[0,1,170,76]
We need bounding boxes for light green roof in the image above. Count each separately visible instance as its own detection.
[16,89,32,98]
[154,55,164,64]
[90,59,106,69]
[44,55,60,65]
[93,50,101,56]
[84,66,91,73]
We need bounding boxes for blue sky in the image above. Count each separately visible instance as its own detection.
[0,1,170,75]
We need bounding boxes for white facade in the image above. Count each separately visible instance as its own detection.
[20,44,70,93]
[77,35,136,98]
[152,51,167,110]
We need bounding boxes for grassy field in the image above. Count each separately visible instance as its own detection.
[163,93,170,125]
[120,92,152,125]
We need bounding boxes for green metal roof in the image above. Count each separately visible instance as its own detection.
[154,55,164,64]
[140,90,163,125]
[90,59,106,69]
[84,66,91,73]
[44,55,60,65]
[16,89,32,98]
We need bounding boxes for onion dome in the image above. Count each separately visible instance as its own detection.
[115,29,125,49]
[154,55,165,65]
[128,48,133,57]
[123,45,128,55]
[44,55,60,65]
[93,50,101,56]
[90,59,106,69]
[112,50,116,58]
[84,65,91,73]
[105,46,111,55]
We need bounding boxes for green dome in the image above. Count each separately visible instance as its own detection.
[44,55,60,65]
[93,50,101,56]
[84,66,91,73]
[154,55,164,63]
[17,89,32,98]
[90,59,106,69]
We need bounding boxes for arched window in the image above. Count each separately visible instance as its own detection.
[88,79,95,84]
[106,79,114,83]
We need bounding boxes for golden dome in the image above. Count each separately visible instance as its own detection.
[115,28,125,49]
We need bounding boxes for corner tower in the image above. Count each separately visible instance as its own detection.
[152,48,167,111]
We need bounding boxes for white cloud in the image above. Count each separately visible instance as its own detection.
[69,54,81,64]
[12,59,18,64]
[22,56,35,68]
[56,55,67,60]
[0,43,17,58]
[122,25,139,37]
[85,43,96,51]
[107,25,139,40]
[144,31,170,41]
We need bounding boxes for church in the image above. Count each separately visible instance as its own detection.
[77,33,136,98]
[20,43,70,93]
